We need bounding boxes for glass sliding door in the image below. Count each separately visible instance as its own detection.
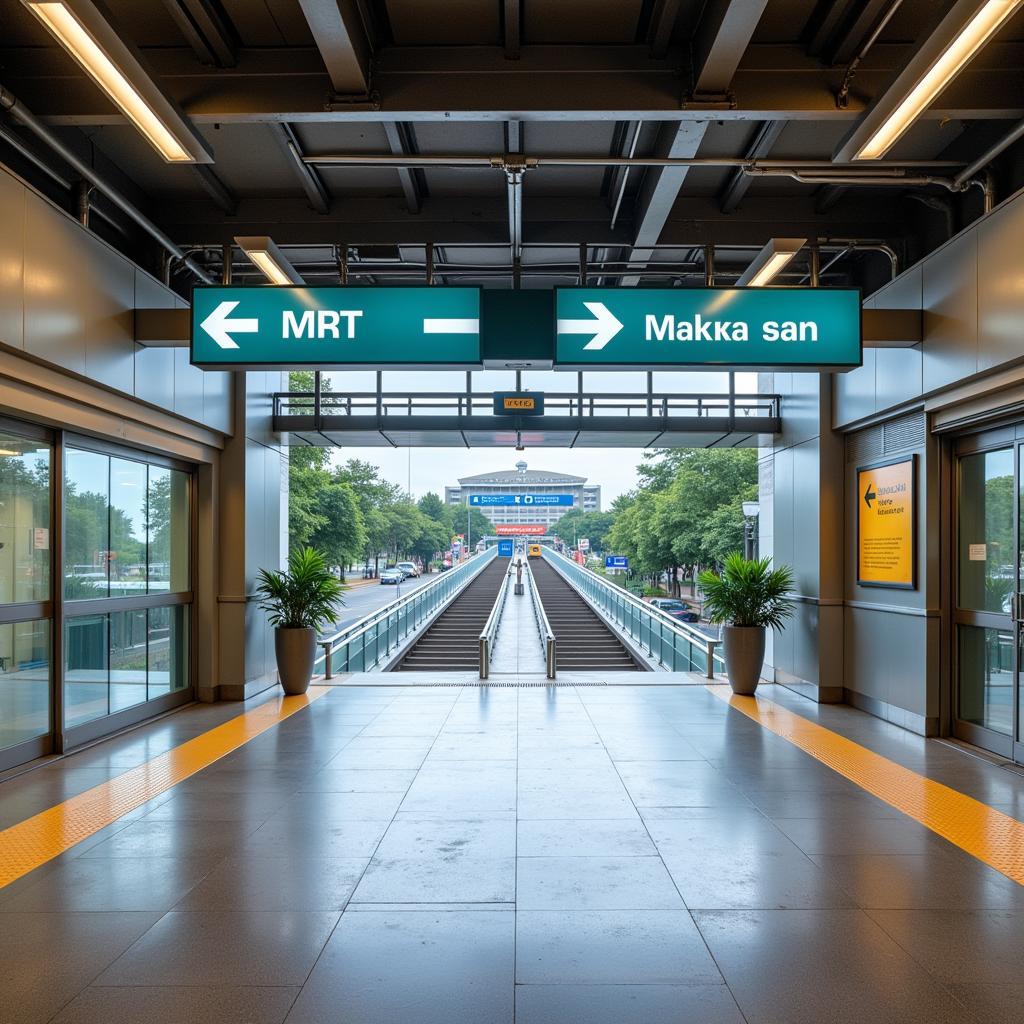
[955,436,1021,757]
[0,424,53,765]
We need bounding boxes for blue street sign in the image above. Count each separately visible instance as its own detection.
[469,494,574,507]
[498,540,514,557]
[555,287,862,369]
[191,285,481,368]
[605,555,629,569]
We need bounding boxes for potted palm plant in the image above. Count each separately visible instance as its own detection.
[256,546,345,695]
[698,553,794,696]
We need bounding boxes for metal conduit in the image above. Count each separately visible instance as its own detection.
[0,86,214,284]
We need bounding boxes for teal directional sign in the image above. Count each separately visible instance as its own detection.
[555,287,861,369]
[191,286,481,368]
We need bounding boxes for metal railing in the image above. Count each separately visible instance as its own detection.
[316,547,498,676]
[524,558,557,679]
[275,390,780,422]
[541,549,723,678]
[478,562,513,679]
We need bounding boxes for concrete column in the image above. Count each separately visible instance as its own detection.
[760,371,845,702]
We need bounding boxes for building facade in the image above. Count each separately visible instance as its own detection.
[445,462,600,532]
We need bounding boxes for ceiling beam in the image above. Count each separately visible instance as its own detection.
[719,119,785,212]
[191,164,237,213]
[272,123,330,213]
[691,0,772,95]
[160,0,236,67]
[503,0,521,60]
[648,0,682,60]
[829,0,895,66]
[296,0,372,95]
[8,43,1024,124]
[382,121,424,213]
[621,120,710,284]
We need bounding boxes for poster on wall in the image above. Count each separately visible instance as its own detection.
[856,455,916,589]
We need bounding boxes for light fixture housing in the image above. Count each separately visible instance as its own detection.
[735,238,806,287]
[234,236,305,285]
[835,0,1024,162]
[22,0,212,163]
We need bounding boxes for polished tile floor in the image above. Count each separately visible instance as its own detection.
[2,683,1024,1023]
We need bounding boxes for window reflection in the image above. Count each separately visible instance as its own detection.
[64,449,110,600]
[958,448,1014,614]
[0,433,51,605]
[0,620,50,750]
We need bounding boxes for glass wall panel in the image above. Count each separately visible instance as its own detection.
[958,625,1014,736]
[109,609,147,713]
[0,620,50,750]
[958,448,1014,614]
[109,458,147,597]
[147,605,188,699]
[65,449,109,600]
[147,467,189,594]
[65,613,108,728]
[0,433,51,605]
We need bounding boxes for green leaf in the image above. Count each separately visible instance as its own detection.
[697,553,795,629]
[255,546,346,631]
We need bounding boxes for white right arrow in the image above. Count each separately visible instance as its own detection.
[557,301,623,351]
[200,300,259,350]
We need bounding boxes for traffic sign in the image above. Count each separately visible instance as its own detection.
[469,494,573,507]
[605,555,629,569]
[493,392,545,415]
[191,286,481,368]
[578,538,590,552]
[497,540,514,557]
[555,287,861,369]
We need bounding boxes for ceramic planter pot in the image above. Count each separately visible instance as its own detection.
[722,625,766,695]
[275,626,316,695]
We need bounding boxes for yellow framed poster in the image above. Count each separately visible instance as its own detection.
[857,455,916,589]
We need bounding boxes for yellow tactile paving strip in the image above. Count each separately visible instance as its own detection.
[0,687,329,890]
[709,686,1024,886]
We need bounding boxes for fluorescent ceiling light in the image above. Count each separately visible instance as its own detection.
[23,0,211,163]
[234,236,305,285]
[736,238,806,287]
[838,0,1024,161]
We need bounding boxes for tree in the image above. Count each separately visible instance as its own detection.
[335,459,402,574]
[549,510,616,552]
[308,480,366,577]
[417,492,447,521]
[383,500,426,561]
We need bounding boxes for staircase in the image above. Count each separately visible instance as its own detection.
[530,558,640,671]
[395,557,510,671]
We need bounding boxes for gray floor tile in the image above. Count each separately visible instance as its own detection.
[946,983,1024,1024]
[516,856,684,910]
[0,911,161,1024]
[515,910,724,985]
[174,856,369,911]
[517,818,657,857]
[513,984,744,1024]
[49,986,299,1024]
[284,910,514,1023]
[694,909,979,1024]
[243,819,391,858]
[96,911,340,987]
[297,768,418,792]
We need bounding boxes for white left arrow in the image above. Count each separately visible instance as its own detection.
[557,301,623,351]
[200,300,259,350]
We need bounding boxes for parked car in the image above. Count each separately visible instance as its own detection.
[648,597,700,623]
[380,567,404,585]
[396,561,420,578]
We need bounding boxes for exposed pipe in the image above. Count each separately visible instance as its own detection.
[836,0,906,109]
[743,166,990,205]
[0,85,214,284]
[955,119,1024,188]
[609,120,643,231]
[75,180,92,227]
[301,152,964,170]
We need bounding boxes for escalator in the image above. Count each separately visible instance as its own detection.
[395,556,510,671]
[530,558,641,672]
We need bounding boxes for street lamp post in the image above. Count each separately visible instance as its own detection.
[741,500,760,560]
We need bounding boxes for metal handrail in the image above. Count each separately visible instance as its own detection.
[316,547,498,676]
[541,549,723,678]
[524,558,556,679]
[478,562,513,679]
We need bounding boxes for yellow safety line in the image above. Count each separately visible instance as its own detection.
[0,687,329,889]
[708,686,1024,886]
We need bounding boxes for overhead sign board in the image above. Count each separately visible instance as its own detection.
[857,456,915,589]
[495,524,546,536]
[469,494,573,507]
[497,539,514,557]
[493,391,544,415]
[605,555,629,569]
[555,287,861,369]
[191,286,481,368]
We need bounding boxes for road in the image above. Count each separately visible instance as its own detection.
[323,571,438,634]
